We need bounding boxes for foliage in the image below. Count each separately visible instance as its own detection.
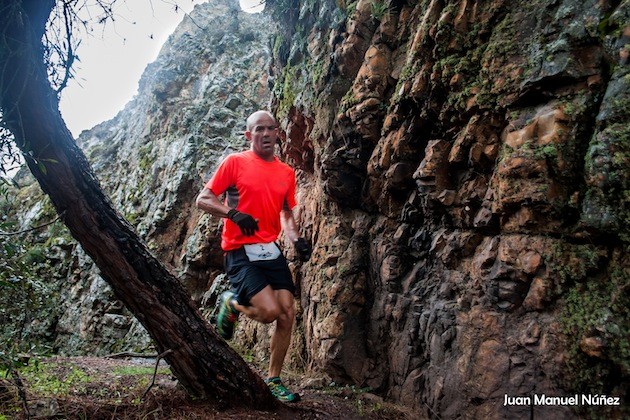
[275,66,300,120]
[547,242,601,289]
[21,362,91,396]
[0,128,22,178]
[0,0,124,176]
[544,240,629,412]
[112,365,170,376]
[559,264,629,396]
[45,1,142,94]
[370,0,389,21]
[0,182,64,376]
[0,357,175,418]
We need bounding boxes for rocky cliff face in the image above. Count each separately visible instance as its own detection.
[265,0,628,418]
[7,0,628,418]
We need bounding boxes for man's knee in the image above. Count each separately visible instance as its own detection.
[277,303,295,327]
[283,303,295,320]
[257,302,293,325]
[258,305,281,324]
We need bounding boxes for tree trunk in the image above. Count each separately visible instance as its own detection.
[0,0,275,408]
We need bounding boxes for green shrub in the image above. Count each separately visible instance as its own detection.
[0,184,62,374]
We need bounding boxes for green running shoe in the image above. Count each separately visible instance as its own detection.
[266,377,300,403]
[216,291,239,340]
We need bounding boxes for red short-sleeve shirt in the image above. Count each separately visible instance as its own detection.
[206,151,297,251]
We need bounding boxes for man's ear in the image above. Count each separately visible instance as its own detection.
[244,130,252,141]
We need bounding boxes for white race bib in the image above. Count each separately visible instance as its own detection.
[244,242,281,261]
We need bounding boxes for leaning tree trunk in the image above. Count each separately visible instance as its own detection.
[0,0,274,407]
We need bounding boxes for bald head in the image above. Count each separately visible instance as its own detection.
[246,110,277,131]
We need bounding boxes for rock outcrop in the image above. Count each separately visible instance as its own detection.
[265,0,629,418]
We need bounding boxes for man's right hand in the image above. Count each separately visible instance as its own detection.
[227,209,259,236]
[294,237,312,262]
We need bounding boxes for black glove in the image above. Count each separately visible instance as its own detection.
[227,209,259,236]
[294,237,312,262]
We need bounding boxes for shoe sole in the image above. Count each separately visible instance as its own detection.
[216,293,238,339]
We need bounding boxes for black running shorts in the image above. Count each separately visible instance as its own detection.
[224,247,296,306]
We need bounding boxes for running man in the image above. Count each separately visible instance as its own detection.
[196,110,311,402]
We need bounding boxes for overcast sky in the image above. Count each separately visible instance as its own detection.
[59,0,264,137]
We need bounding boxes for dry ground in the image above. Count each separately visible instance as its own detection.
[0,356,415,419]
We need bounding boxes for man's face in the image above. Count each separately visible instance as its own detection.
[245,114,278,161]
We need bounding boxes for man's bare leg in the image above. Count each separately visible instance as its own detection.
[268,289,295,378]
[233,285,280,323]
[231,287,297,401]
[232,287,295,376]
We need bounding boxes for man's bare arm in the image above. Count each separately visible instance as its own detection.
[282,209,311,261]
[196,188,259,236]
[280,208,300,242]
[195,188,231,218]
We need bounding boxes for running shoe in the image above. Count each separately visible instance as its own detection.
[266,377,300,403]
[216,291,239,340]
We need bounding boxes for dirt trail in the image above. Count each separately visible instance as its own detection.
[1,356,414,419]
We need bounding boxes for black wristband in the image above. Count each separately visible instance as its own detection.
[227,209,238,220]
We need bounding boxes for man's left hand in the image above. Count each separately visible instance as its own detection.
[294,238,312,262]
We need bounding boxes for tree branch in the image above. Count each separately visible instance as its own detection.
[0,211,65,236]
[55,1,77,93]
[142,349,174,401]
